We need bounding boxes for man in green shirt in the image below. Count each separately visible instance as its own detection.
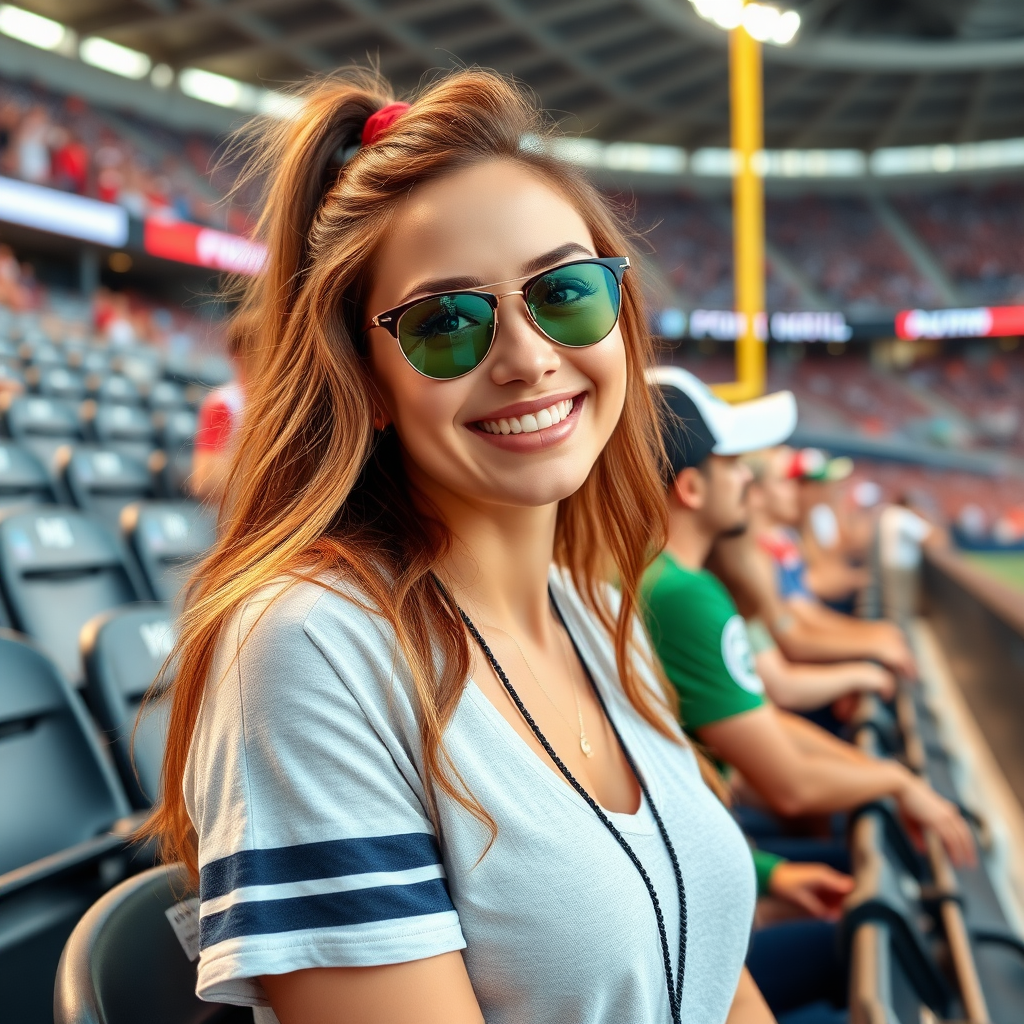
[642,365,975,869]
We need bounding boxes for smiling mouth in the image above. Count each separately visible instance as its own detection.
[475,396,575,436]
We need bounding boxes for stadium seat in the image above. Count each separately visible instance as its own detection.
[122,501,215,604]
[0,631,134,1024]
[53,863,251,1024]
[155,408,198,497]
[90,374,141,406]
[3,395,84,477]
[85,403,158,465]
[0,441,55,507]
[81,603,174,808]
[32,367,87,402]
[147,380,189,411]
[60,449,156,532]
[0,509,145,686]
[19,339,64,369]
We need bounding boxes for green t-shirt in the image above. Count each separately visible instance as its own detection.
[641,551,767,733]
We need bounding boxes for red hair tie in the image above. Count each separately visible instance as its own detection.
[361,102,411,147]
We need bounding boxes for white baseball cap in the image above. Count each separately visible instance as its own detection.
[647,364,798,474]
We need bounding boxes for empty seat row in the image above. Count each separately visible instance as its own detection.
[0,503,214,685]
[0,404,198,498]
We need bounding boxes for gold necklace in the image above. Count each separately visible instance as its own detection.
[480,621,594,758]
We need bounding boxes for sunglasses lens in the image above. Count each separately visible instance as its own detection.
[398,293,495,379]
[527,262,621,347]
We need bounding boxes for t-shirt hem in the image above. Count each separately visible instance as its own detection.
[196,919,467,1006]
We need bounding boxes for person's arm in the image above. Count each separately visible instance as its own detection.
[697,705,975,865]
[726,967,776,1024]
[767,861,854,922]
[189,446,233,502]
[755,646,895,711]
[262,952,485,1024]
[774,600,917,678]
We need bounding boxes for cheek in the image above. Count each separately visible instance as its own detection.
[579,329,628,420]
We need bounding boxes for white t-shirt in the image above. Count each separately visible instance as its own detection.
[185,567,756,1024]
[879,506,932,569]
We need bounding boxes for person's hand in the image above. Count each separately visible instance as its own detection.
[871,624,917,680]
[895,773,977,868]
[768,861,854,921]
[858,662,897,700]
[0,377,22,400]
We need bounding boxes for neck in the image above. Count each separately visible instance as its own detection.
[664,505,714,570]
[420,481,559,643]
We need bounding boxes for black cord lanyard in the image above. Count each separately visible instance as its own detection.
[448,582,687,1024]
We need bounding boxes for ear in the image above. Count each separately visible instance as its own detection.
[671,466,705,512]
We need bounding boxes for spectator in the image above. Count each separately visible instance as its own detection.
[641,366,973,870]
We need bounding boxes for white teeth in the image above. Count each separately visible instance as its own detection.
[477,396,576,435]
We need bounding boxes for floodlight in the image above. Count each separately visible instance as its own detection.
[690,0,800,45]
[80,36,152,79]
[178,68,248,109]
[0,4,66,50]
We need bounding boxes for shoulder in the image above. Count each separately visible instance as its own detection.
[644,559,736,631]
[204,573,406,726]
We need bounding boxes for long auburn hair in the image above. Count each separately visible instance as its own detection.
[145,66,674,880]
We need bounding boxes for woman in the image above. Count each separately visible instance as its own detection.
[148,69,768,1024]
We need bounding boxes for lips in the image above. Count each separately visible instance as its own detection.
[477,397,573,436]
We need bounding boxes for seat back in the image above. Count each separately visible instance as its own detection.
[88,403,158,465]
[62,448,156,532]
[0,509,143,685]
[81,604,175,808]
[34,366,87,401]
[5,395,84,475]
[123,501,215,604]
[54,863,250,1024]
[156,408,198,497]
[0,632,129,875]
[92,374,141,406]
[0,441,55,508]
[147,380,188,412]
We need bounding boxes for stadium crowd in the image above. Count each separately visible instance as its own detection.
[0,74,250,232]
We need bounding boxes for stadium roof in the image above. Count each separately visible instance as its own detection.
[19,0,1024,150]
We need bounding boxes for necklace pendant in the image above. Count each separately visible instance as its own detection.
[580,734,594,757]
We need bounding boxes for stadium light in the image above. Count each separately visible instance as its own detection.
[179,68,250,109]
[689,0,800,45]
[80,37,152,80]
[0,4,67,51]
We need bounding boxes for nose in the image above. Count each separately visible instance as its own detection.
[486,292,560,387]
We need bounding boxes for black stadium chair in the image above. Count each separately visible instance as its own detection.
[54,863,251,1024]
[0,441,55,508]
[86,403,158,465]
[122,501,215,604]
[60,448,156,532]
[81,603,175,808]
[4,395,85,477]
[0,631,135,1024]
[0,509,145,686]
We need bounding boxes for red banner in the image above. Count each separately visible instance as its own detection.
[896,305,1024,340]
[143,219,266,275]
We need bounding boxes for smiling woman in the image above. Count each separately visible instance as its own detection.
[141,67,768,1024]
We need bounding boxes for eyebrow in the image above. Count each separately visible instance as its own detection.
[397,241,596,305]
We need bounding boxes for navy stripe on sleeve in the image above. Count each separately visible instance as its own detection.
[200,833,441,902]
[199,877,455,948]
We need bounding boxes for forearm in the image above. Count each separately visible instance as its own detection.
[753,748,908,817]
[757,651,879,710]
[779,710,868,765]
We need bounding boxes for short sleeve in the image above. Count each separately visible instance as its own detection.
[195,392,235,452]
[185,582,466,1008]
[642,560,766,733]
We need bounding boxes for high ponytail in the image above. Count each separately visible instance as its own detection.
[145,66,673,879]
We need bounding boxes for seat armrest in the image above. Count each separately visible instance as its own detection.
[0,812,148,900]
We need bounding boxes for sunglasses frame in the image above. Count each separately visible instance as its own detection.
[365,256,630,380]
